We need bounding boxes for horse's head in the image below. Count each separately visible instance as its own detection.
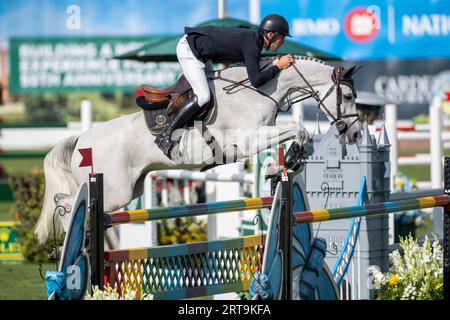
[323,65,362,144]
[283,58,362,144]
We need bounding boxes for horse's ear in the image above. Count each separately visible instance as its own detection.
[353,65,363,75]
[344,65,363,77]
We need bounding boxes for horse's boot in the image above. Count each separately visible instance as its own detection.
[155,94,200,159]
[284,141,306,172]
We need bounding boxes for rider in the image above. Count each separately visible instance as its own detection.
[155,14,295,159]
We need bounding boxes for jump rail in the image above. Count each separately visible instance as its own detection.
[88,158,450,300]
[106,196,274,225]
[149,169,254,184]
[104,234,265,299]
[295,194,450,224]
[89,174,291,299]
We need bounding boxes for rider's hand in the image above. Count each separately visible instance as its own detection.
[275,54,295,70]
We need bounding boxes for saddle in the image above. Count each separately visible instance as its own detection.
[136,75,215,135]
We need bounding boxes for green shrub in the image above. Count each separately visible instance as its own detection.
[24,93,68,124]
[9,169,60,263]
[23,92,136,124]
[65,92,123,121]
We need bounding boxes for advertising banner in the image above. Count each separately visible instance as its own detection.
[0,221,22,262]
[262,0,450,60]
[9,37,181,93]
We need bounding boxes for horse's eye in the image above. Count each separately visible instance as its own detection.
[344,94,353,101]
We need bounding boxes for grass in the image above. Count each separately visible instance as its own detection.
[0,262,53,300]
[398,165,430,182]
[398,149,450,182]
[416,216,433,239]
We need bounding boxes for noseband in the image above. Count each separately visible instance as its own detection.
[288,65,359,135]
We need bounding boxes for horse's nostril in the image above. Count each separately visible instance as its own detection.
[353,132,361,140]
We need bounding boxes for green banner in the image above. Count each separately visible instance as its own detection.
[9,36,181,93]
[0,221,23,262]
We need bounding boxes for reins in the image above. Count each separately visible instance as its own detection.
[211,58,360,135]
[211,60,280,109]
[290,64,360,135]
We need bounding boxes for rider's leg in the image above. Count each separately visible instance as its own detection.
[155,36,210,158]
[155,35,210,159]
[177,35,210,106]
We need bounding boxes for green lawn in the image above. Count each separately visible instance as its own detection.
[398,149,450,182]
[0,262,53,300]
[399,164,430,182]
[416,216,433,239]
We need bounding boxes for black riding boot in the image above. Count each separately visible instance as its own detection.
[155,94,200,159]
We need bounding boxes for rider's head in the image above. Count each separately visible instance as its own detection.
[259,14,291,51]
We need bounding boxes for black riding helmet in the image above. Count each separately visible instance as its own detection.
[259,14,292,37]
[258,14,291,49]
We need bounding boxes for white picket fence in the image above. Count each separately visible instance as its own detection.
[383,97,447,191]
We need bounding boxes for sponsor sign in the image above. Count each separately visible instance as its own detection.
[9,37,181,93]
[0,221,23,262]
[262,0,450,59]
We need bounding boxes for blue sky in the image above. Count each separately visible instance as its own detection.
[0,0,250,47]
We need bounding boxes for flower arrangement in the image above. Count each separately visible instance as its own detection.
[159,217,207,245]
[86,284,153,300]
[369,234,443,300]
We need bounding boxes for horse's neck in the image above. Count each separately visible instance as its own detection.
[274,58,334,104]
[216,57,333,105]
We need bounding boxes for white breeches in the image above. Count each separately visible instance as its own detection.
[176,35,211,107]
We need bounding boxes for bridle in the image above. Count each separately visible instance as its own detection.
[287,64,360,135]
[214,60,360,136]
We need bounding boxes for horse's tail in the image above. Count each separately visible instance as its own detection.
[34,135,80,244]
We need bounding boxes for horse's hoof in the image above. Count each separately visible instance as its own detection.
[291,160,304,172]
[285,141,305,172]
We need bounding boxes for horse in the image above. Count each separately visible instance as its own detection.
[34,55,362,243]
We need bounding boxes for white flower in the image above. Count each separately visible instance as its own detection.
[372,233,443,300]
[85,284,151,300]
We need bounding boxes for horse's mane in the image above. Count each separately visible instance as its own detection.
[227,55,329,70]
[264,55,328,65]
[210,55,331,81]
[292,55,329,65]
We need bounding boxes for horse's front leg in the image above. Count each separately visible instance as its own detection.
[230,124,308,159]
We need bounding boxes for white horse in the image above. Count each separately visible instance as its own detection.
[35,56,362,243]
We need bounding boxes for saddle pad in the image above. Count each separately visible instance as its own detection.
[143,100,216,135]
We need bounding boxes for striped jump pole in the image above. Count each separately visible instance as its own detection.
[294,194,450,224]
[106,196,274,226]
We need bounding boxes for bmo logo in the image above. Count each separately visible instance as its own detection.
[344,6,380,42]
